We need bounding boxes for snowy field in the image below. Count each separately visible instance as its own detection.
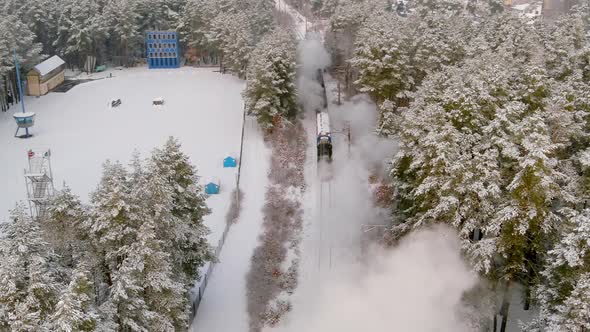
[0,67,245,253]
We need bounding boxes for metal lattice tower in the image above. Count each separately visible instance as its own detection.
[24,149,55,219]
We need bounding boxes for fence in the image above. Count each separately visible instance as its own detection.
[189,104,248,323]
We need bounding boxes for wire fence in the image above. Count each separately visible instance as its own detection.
[189,104,248,324]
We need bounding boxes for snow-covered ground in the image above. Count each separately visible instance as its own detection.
[0,67,244,258]
[190,116,270,331]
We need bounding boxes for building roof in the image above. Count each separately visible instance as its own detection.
[33,55,65,76]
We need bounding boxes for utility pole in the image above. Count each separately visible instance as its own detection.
[337,81,341,105]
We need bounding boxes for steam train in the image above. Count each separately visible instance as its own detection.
[316,69,332,161]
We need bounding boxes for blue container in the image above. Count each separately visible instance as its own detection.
[223,157,237,168]
[205,182,220,195]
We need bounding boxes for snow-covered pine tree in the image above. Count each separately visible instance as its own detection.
[128,208,187,330]
[210,11,254,77]
[350,9,472,136]
[0,14,43,73]
[389,54,506,274]
[243,29,297,130]
[136,0,185,32]
[350,14,411,103]
[87,160,145,330]
[0,13,43,112]
[409,0,466,16]
[524,208,590,332]
[0,204,59,331]
[178,0,215,50]
[43,186,88,270]
[350,13,414,136]
[245,0,276,42]
[148,137,212,288]
[53,0,108,67]
[325,0,384,70]
[50,269,98,332]
[3,0,59,55]
[540,14,588,81]
[124,151,189,330]
[389,51,569,284]
[102,0,142,66]
[87,161,134,265]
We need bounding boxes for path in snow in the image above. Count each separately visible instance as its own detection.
[191,116,270,331]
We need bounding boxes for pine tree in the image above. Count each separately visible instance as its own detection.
[524,208,590,332]
[0,204,59,331]
[102,0,142,65]
[50,269,98,332]
[54,0,107,67]
[136,0,185,32]
[0,14,43,73]
[210,11,254,77]
[148,137,212,288]
[43,186,88,269]
[87,161,147,331]
[178,0,214,49]
[243,29,298,130]
[127,151,189,330]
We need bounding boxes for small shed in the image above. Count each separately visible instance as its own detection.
[27,55,66,96]
[205,182,220,195]
[223,156,237,168]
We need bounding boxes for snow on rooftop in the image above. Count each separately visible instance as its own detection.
[34,55,65,76]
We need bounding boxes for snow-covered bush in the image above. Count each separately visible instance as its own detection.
[247,122,306,331]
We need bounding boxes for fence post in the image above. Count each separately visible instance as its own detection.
[237,103,246,190]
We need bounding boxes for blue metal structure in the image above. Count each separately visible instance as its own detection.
[13,50,25,115]
[223,156,237,168]
[13,49,34,138]
[146,31,180,69]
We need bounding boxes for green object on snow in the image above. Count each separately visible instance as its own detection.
[95,65,106,72]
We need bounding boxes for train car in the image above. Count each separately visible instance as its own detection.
[316,68,328,109]
[317,110,332,161]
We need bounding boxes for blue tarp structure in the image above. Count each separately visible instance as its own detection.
[205,182,220,195]
[146,31,180,69]
[223,156,237,168]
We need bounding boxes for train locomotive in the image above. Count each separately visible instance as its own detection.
[315,69,332,161]
[317,111,332,161]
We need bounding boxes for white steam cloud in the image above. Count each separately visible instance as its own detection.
[329,95,398,177]
[280,226,481,332]
[297,33,331,113]
[297,33,331,77]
